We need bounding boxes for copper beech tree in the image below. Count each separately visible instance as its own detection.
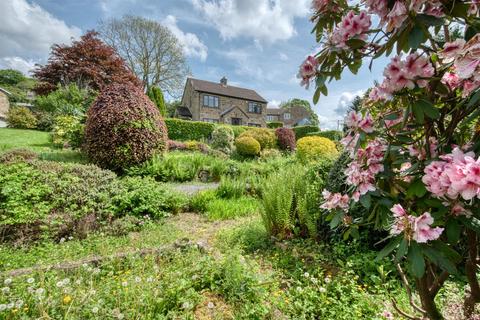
[300,0,480,319]
[33,31,141,95]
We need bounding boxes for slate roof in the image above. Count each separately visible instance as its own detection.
[266,108,283,115]
[188,78,267,103]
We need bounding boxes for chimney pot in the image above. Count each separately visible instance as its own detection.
[220,76,227,86]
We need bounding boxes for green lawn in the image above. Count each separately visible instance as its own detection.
[0,128,52,152]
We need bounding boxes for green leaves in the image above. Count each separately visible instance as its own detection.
[408,242,425,278]
[408,25,426,50]
[406,179,427,198]
[375,237,401,262]
[412,99,440,123]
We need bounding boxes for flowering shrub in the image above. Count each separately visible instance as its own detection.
[275,127,296,151]
[303,1,480,318]
[238,128,277,150]
[211,125,235,154]
[296,136,338,163]
[235,137,261,157]
[6,107,37,129]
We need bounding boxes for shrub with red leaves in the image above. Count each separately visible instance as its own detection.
[275,127,296,151]
[83,83,167,170]
[167,140,187,151]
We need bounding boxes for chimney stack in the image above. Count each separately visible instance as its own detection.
[220,76,227,86]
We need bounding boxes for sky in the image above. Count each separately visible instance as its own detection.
[0,0,387,129]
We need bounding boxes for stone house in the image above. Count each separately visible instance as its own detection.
[179,77,267,127]
[0,87,11,126]
[265,105,313,128]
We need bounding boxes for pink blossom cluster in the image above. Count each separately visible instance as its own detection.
[345,138,387,201]
[364,0,444,31]
[369,53,434,101]
[469,0,480,16]
[345,111,374,133]
[340,132,360,156]
[439,36,480,97]
[390,204,443,243]
[320,190,350,210]
[311,0,339,14]
[407,137,438,160]
[330,10,371,49]
[422,147,480,201]
[298,56,318,89]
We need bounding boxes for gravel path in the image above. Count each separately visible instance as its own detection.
[173,183,219,196]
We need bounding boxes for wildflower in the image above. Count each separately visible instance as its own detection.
[0,304,6,311]
[207,302,215,309]
[135,276,141,283]
[27,286,34,293]
[182,302,191,310]
[59,238,66,243]
[121,281,128,287]
[26,278,34,284]
[1,287,10,293]
[63,295,73,304]
[324,277,331,284]
[303,272,310,278]
[146,277,154,283]
[35,288,45,295]
[6,302,14,309]
[93,268,100,275]
[382,310,394,319]
[92,306,99,314]
[56,281,64,288]
[4,279,12,286]
[15,300,23,308]
[319,287,327,293]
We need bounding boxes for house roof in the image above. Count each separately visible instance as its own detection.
[220,106,250,118]
[188,78,267,103]
[0,87,12,96]
[176,106,192,117]
[266,108,283,115]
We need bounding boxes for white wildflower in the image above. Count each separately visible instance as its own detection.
[1,287,10,294]
[303,272,310,278]
[27,278,34,284]
[207,302,215,309]
[324,277,331,284]
[3,279,12,286]
[15,300,24,308]
[6,302,14,309]
[0,304,6,311]
[146,277,153,283]
[92,306,99,314]
[135,276,141,283]
[319,287,327,293]
[36,288,45,295]
[121,281,128,287]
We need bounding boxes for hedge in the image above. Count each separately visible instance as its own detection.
[306,130,343,141]
[165,119,215,141]
[267,121,283,129]
[292,125,320,140]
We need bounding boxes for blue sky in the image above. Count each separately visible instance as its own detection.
[0,0,386,129]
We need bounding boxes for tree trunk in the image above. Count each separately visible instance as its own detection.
[464,229,480,318]
[417,277,443,320]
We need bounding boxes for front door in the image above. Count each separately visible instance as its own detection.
[231,118,242,126]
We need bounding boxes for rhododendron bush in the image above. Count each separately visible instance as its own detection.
[303,1,480,319]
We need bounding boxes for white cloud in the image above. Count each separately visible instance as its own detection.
[268,100,281,108]
[163,15,208,62]
[191,0,311,43]
[334,90,364,117]
[0,57,37,75]
[0,0,81,61]
[217,48,267,81]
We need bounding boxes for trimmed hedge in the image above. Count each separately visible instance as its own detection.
[238,128,277,150]
[267,121,283,129]
[292,125,320,140]
[235,136,261,156]
[306,130,343,141]
[296,136,338,163]
[165,119,215,141]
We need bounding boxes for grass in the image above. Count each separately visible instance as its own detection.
[205,197,260,220]
[0,128,52,152]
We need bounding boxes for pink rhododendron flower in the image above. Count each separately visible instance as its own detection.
[424,1,444,18]
[298,56,318,89]
[390,205,443,243]
[462,80,480,98]
[320,190,350,210]
[331,10,371,49]
[441,72,461,90]
[340,133,360,156]
[439,39,466,63]
[409,0,427,12]
[408,137,438,160]
[364,0,389,23]
[386,1,407,32]
[345,111,374,133]
[423,148,480,201]
[450,203,473,218]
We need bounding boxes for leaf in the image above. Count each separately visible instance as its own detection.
[467,89,480,107]
[319,85,328,96]
[412,102,425,124]
[346,38,366,49]
[313,87,321,104]
[330,211,344,229]
[408,25,426,49]
[417,14,444,27]
[376,237,401,261]
[446,219,461,244]
[422,247,457,274]
[408,242,425,278]
[395,238,408,263]
[360,193,371,209]
[407,179,427,198]
[416,99,440,119]
[459,216,480,234]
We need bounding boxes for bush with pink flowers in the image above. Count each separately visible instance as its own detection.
[304,1,480,318]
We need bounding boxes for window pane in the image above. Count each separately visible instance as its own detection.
[215,97,219,107]
[203,96,208,106]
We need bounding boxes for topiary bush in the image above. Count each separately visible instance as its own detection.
[238,128,276,150]
[275,127,296,151]
[267,121,283,129]
[296,136,338,163]
[306,130,343,141]
[235,136,261,157]
[83,83,167,171]
[51,115,84,149]
[6,106,38,129]
[211,125,235,154]
[165,118,215,141]
[292,125,320,140]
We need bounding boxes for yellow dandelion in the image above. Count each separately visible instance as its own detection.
[63,295,73,304]
[12,309,18,313]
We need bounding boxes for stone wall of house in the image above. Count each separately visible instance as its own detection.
[0,92,10,120]
[282,105,311,127]
[183,81,266,127]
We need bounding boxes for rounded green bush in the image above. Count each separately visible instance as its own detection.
[6,106,37,129]
[211,125,235,154]
[83,83,168,170]
[238,128,276,150]
[235,136,261,156]
[296,136,338,163]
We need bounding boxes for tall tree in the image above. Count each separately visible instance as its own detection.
[147,86,167,117]
[99,16,189,97]
[33,31,140,95]
[280,98,320,126]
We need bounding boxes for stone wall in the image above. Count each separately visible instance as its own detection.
[0,92,10,120]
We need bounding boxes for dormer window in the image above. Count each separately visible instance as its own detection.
[203,95,219,108]
[248,102,262,114]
